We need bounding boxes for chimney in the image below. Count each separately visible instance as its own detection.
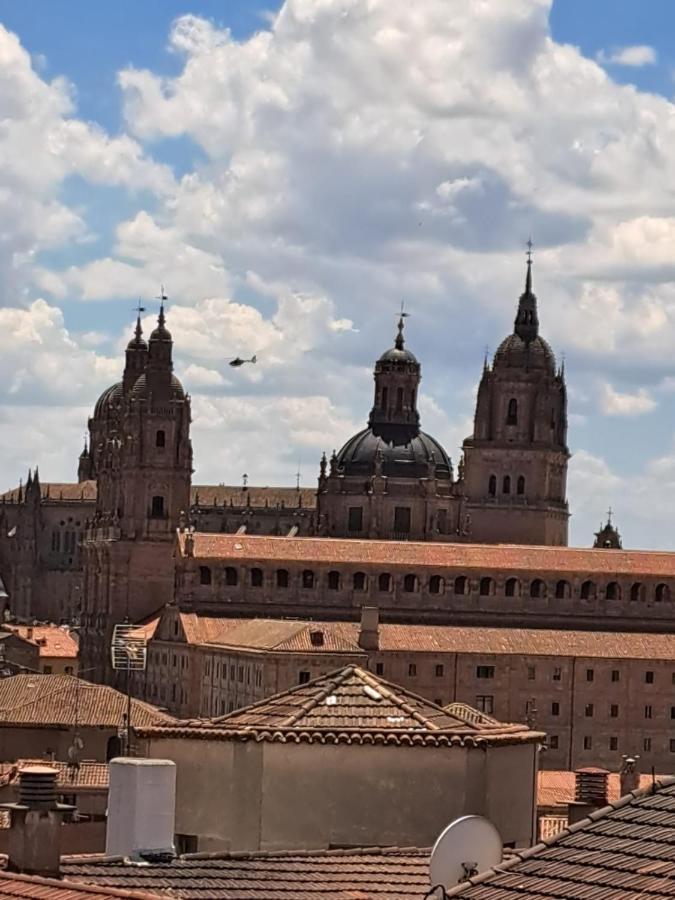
[568,767,609,825]
[358,606,379,651]
[2,765,74,877]
[106,758,176,860]
[26,627,33,641]
[620,755,640,796]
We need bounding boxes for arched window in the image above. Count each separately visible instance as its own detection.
[505,577,518,597]
[327,570,340,591]
[251,568,263,587]
[403,574,418,593]
[507,398,518,425]
[480,577,494,597]
[150,495,165,518]
[378,573,393,592]
[454,576,467,596]
[224,567,238,586]
[353,572,367,592]
[396,387,404,411]
[106,735,122,761]
[655,583,670,603]
[530,579,545,599]
[555,580,570,599]
[630,582,644,603]
[580,580,595,600]
[488,475,497,497]
[302,570,315,589]
[276,568,289,589]
[517,476,525,495]
[429,575,444,595]
[155,430,165,448]
[199,566,211,586]
[503,475,511,495]
[605,581,619,601]
[381,386,388,409]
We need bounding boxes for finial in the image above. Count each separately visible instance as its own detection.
[295,465,301,491]
[242,473,248,490]
[156,286,168,327]
[607,506,613,525]
[483,345,490,372]
[395,302,409,350]
[525,238,533,294]
[134,299,145,338]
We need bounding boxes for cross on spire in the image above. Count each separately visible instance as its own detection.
[607,506,613,525]
[395,302,409,350]
[526,237,533,264]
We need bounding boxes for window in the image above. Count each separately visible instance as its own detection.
[583,736,592,750]
[527,665,536,681]
[610,704,619,718]
[310,631,324,647]
[378,573,392,592]
[656,583,670,603]
[376,663,384,676]
[155,430,165,448]
[298,671,310,685]
[327,570,340,590]
[505,578,518,597]
[645,705,653,719]
[551,702,560,716]
[476,665,495,679]
[429,575,444,595]
[199,566,211,586]
[586,668,594,682]
[480,577,494,597]
[530,579,544,599]
[454,576,468,595]
[64,666,73,675]
[580,580,595,600]
[435,664,444,678]
[381,386,388,409]
[553,667,562,681]
[408,664,417,677]
[302,569,315,589]
[150,495,165,518]
[353,572,367,592]
[507,398,518,425]
[671,706,675,719]
[502,475,511,495]
[276,568,289,588]
[403,573,418,593]
[630,582,644,602]
[394,506,411,535]
[670,739,675,753]
[517,475,525,495]
[610,736,618,751]
[251,567,263,587]
[488,475,497,497]
[644,737,652,752]
[553,580,568,600]
[606,581,619,601]
[645,671,654,684]
[549,735,559,750]
[176,834,198,854]
[585,703,594,717]
[611,669,620,682]
[224,566,238,586]
[43,665,52,674]
[476,695,494,714]
[396,387,404,411]
[437,509,448,534]
[347,507,363,533]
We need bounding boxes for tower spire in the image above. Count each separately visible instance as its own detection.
[395,302,408,350]
[514,240,539,344]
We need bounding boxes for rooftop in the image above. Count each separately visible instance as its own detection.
[0,759,108,791]
[2,625,78,659]
[0,675,174,729]
[538,769,661,808]
[138,665,542,747]
[0,870,163,900]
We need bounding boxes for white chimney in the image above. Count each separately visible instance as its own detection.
[106,758,176,859]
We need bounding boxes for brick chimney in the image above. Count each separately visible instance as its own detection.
[106,758,176,860]
[620,755,640,796]
[1,766,74,877]
[568,767,610,825]
[358,606,379,651]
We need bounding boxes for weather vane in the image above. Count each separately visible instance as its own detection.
[399,301,409,319]
[526,238,534,263]
[134,298,145,315]
[156,285,168,303]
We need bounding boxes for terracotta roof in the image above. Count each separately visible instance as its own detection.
[448,776,675,899]
[0,760,108,791]
[159,613,675,661]
[62,846,430,899]
[0,870,164,900]
[138,665,542,747]
[177,531,675,577]
[2,626,78,659]
[444,702,501,726]
[0,675,174,729]
[538,770,661,808]
[191,485,316,510]
[0,483,96,504]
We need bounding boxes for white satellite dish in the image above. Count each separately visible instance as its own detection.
[429,815,502,889]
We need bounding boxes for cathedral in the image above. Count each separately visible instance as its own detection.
[0,254,573,679]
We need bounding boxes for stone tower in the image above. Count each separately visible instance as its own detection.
[81,305,192,682]
[462,255,569,545]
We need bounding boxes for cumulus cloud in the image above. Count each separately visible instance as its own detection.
[599,382,657,416]
[597,45,657,67]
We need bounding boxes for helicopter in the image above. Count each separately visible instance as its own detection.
[228,354,258,368]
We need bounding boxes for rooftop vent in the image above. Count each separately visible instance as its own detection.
[18,766,57,808]
[310,630,324,646]
[575,767,609,807]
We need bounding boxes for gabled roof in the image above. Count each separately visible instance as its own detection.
[62,846,430,900]
[538,769,662,808]
[448,776,675,899]
[0,674,174,729]
[0,759,108,791]
[2,625,78,659]
[191,484,316,509]
[138,665,542,747]
[0,870,164,900]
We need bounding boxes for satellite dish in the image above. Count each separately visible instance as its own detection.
[429,815,502,889]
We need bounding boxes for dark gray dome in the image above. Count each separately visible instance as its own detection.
[93,382,123,418]
[336,425,451,479]
[493,334,555,375]
[130,373,185,401]
[377,345,419,365]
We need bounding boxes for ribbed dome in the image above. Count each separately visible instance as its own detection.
[377,345,418,365]
[127,333,148,351]
[93,382,123,418]
[493,333,556,375]
[130,373,185,401]
[150,322,172,342]
[336,426,452,480]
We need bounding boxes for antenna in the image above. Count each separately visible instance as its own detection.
[111,623,148,757]
[429,816,502,889]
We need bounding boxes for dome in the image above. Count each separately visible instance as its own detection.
[335,425,452,480]
[377,345,419,365]
[130,373,186,401]
[493,333,556,375]
[93,382,123,418]
[127,333,148,351]
[150,322,172,342]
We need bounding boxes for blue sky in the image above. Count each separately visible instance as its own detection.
[1,0,675,548]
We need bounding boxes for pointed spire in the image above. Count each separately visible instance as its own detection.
[26,469,32,489]
[33,466,40,487]
[514,240,539,344]
[395,315,405,350]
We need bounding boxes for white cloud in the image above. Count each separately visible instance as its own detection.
[597,45,657,67]
[599,382,657,416]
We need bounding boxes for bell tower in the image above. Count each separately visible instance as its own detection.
[462,249,569,546]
